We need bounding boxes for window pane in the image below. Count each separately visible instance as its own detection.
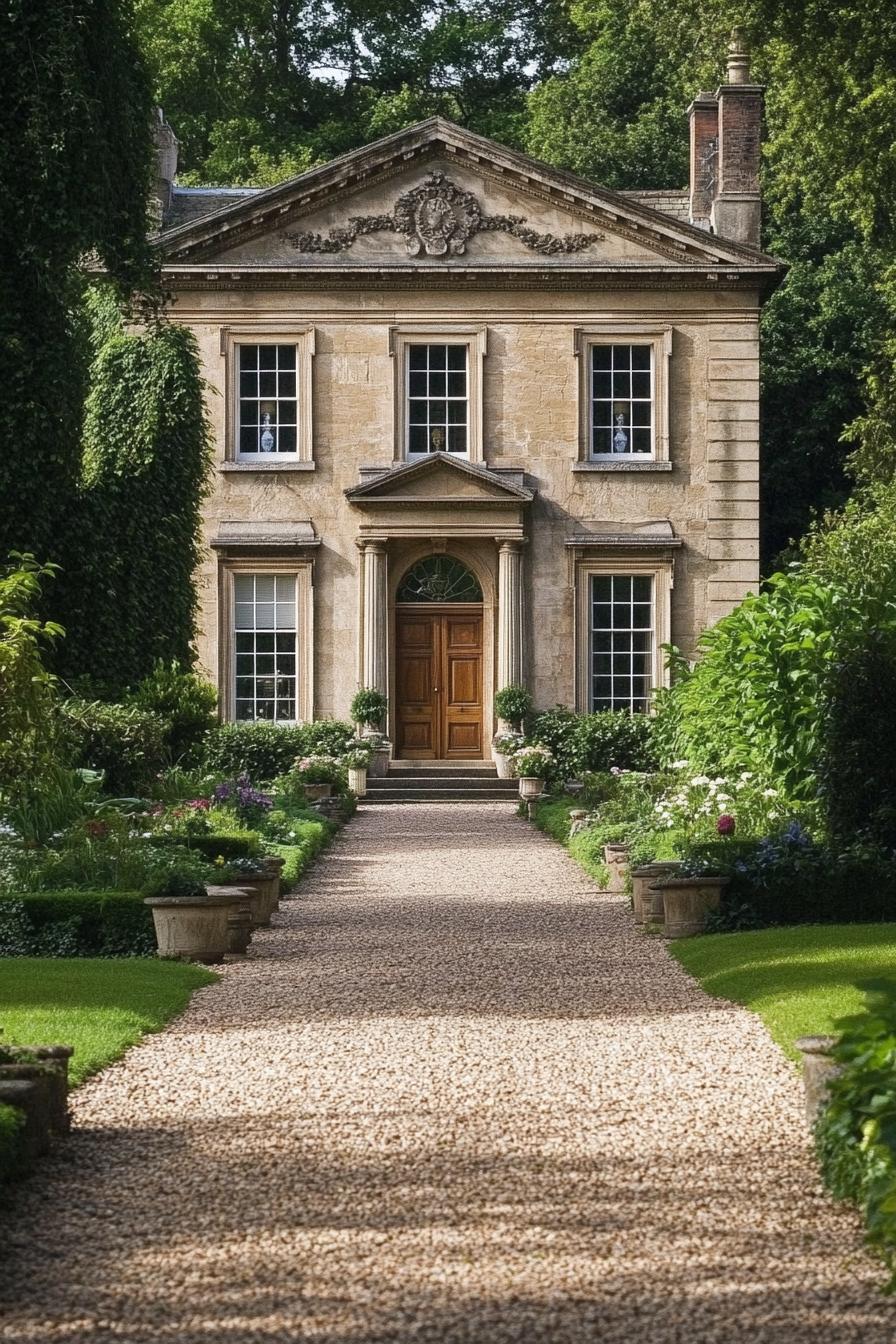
[591,343,654,458]
[589,574,654,712]
[232,571,299,723]
[406,343,468,456]
[236,343,299,456]
[258,345,277,368]
[408,345,427,370]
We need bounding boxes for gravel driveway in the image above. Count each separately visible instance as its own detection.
[2,802,895,1343]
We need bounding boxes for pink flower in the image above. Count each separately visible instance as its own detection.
[717,814,736,836]
[185,798,210,811]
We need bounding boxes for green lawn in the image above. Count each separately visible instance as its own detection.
[671,923,896,1060]
[0,958,217,1086]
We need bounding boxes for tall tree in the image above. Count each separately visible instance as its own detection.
[0,1,156,565]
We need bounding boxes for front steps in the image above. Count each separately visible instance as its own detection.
[364,760,519,803]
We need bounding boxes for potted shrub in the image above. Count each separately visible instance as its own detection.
[143,874,237,963]
[494,684,533,734]
[294,754,344,802]
[492,730,523,780]
[343,742,373,796]
[511,744,553,799]
[350,687,388,736]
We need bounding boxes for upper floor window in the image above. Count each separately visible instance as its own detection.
[591,344,653,458]
[238,344,298,457]
[407,344,469,457]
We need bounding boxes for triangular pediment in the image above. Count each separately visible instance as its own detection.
[345,455,533,506]
[158,119,778,276]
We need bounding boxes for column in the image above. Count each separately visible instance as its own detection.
[497,540,524,690]
[360,539,388,693]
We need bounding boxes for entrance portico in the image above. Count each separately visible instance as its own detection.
[346,455,532,757]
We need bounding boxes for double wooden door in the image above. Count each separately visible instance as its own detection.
[395,607,483,759]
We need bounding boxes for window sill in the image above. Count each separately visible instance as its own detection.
[220,460,316,473]
[573,460,673,473]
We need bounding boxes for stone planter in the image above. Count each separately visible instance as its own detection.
[206,884,254,954]
[493,750,514,780]
[652,875,729,939]
[367,742,392,778]
[0,1078,51,1164]
[214,874,278,926]
[261,855,286,897]
[144,892,236,963]
[631,861,685,925]
[795,1035,842,1128]
[603,843,630,893]
[568,808,589,837]
[518,777,544,800]
[0,1059,70,1138]
[304,782,332,802]
[348,765,368,796]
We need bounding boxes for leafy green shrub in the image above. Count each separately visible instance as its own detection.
[815,979,896,1289]
[494,684,533,728]
[204,722,306,782]
[296,719,355,757]
[128,660,217,764]
[822,632,896,853]
[0,1102,25,1183]
[1,765,106,846]
[25,820,211,896]
[59,698,167,794]
[529,709,657,777]
[182,831,259,861]
[349,688,387,728]
[528,708,580,776]
[529,796,579,843]
[0,554,63,795]
[0,890,155,957]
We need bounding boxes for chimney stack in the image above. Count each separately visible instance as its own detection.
[687,29,763,247]
[151,108,178,229]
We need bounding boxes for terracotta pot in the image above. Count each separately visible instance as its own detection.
[631,861,685,925]
[651,875,729,938]
[603,843,630,893]
[348,766,368,796]
[304,782,332,801]
[144,892,237,963]
[795,1035,842,1128]
[518,777,544,800]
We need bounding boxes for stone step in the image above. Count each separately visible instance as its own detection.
[361,788,519,803]
[387,761,497,776]
[370,775,511,791]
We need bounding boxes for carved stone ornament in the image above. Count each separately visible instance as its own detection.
[283,172,603,259]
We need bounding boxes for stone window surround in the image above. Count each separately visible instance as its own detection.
[574,554,672,713]
[389,325,488,465]
[217,555,314,723]
[219,324,316,471]
[573,324,673,470]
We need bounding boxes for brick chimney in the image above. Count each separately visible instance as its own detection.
[687,91,718,229]
[710,29,763,246]
[151,108,178,228]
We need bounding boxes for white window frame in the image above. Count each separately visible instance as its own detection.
[574,326,672,468]
[389,326,487,464]
[218,557,314,723]
[575,555,672,713]
[220,325,315,469]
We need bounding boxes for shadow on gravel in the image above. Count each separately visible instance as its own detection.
[1,1120,892,1343]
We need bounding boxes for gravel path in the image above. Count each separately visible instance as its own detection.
[2,802,895,1343]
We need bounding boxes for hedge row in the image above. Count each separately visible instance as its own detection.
[0,891,154,958]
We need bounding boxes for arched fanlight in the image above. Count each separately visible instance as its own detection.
[396,556,483,603]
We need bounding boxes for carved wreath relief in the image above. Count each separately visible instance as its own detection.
[284,172,603,258]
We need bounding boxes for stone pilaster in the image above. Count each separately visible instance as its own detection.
[359,539,388,694]
[497,540,524,690]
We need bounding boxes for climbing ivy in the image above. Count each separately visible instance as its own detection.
[56,290,213,691]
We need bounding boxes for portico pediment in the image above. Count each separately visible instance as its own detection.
[346,455,531,540]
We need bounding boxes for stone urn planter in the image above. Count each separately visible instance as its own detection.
[206,884,254,955]
[518,777,544,800]
[0,1078,52,1163]
[261,854,286,898]
[367,739,392,778]
[144,891,237,963]
[0,1048,72,1137]
[795,1035,842,1128]
[348,765,368,796]
[493,750,513,780]
[603,843,630,893]
[214,873,278,926]
[568,808,589,837]
[631,861,685,925]
[304,782,332,802]
[651,875,729,939]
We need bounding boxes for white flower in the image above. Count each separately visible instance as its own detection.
[716,793,732,803]
[690,775,710,787]
[163,824,173,832]
[671,760,689,770]
[739,772,754,782]
[141,832,152,840]
[762,788,778,799]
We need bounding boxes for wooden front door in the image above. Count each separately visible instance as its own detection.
[395,607,483,759]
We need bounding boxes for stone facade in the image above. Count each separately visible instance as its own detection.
[157,48,779,757]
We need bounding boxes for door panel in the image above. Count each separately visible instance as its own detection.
[396,608,483,759]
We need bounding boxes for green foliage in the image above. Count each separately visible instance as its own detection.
[816,980,896,1289]
[494,684,534,727]
[59,698,168,795]
[0,956,216,1086]
[0,1102,25,1183]
[0,890,155,958]
[2,766,108,848]
[0,0,156,564]
[349,688,388,727]
[16,819,211,897]
[528,707,657,777]
[822,633,896,853]
[57,292,213,689]
[0,555,64,793]
[127,660,217,764]
[180,832,260,862]
[203,720,355,783]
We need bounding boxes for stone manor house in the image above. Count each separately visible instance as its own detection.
[154,37,779,762]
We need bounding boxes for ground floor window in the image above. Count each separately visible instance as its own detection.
[233,573,298,721]
[589,573,655,712]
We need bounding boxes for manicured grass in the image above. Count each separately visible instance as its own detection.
[670,923,896,1060]
[0,958,217,1086]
